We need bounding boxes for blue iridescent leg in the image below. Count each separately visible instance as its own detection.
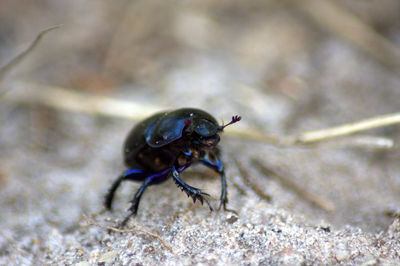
[105,169,148,210]
[119,181,150,227]
[172,165,213,211]
[121,168,172,227]
[200,154,236,213]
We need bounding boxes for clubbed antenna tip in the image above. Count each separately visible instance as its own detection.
[220,115,241,131]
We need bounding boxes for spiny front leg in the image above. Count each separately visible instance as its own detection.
[172,166,213,211]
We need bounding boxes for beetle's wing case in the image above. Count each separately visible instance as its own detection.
[123,108,220,168]
[146,114,186,148]
[147,108,219,148]
[123,111,166,167]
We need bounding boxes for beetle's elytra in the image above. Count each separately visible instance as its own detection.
[105,108,241,226]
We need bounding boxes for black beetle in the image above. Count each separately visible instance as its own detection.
[105,108,241,226]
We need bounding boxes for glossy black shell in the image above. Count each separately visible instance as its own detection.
[123,108,219,171]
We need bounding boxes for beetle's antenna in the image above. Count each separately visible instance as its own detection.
[219,115,241,131]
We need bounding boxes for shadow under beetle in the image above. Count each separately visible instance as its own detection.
[105,108,241,227]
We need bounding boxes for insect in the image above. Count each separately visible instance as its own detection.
[104,108,241,227]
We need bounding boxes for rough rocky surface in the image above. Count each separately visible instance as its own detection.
[1,1,400,265]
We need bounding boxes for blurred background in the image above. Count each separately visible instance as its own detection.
[1,0,400,249]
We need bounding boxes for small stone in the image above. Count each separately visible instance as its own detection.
[98,250,119,264]
[75,262,90,266]
[361,259,378,266]
[334,247,350,261]
[226,215,239,224]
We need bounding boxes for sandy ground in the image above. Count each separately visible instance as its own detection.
[1,1,400,265]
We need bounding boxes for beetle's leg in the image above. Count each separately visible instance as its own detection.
[105,169,146,210]
[172,166,213,211]
[120,168,171,227]
[200,153,237,214]
[120,181,149,227]
[105,173,124,210]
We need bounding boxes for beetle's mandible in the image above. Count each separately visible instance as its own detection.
[104,108,241,226]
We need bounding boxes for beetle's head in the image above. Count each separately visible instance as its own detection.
[184,115,241,147]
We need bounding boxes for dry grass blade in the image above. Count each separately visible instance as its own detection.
[231,179,248,197]
[293,0,400,70]
[234,158,272,203]
[251,158,335,212]
[6,82,164,120]
[3,82,398,149]
[228,114,398,148]
[295,113,400,144]
[226,127,281,144]
[311,135,394,150]
[82,214,175,255]
[0,25,62,81]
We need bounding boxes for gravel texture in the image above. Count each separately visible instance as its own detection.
[1,1,400,265]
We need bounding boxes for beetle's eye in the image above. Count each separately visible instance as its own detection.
[194,120,217,137]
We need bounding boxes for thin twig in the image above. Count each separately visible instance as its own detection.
[83,214,175,255]
[163,204,197,232]
[234,158,272,203]
[251,158,335,212]
[0,25,62,80]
